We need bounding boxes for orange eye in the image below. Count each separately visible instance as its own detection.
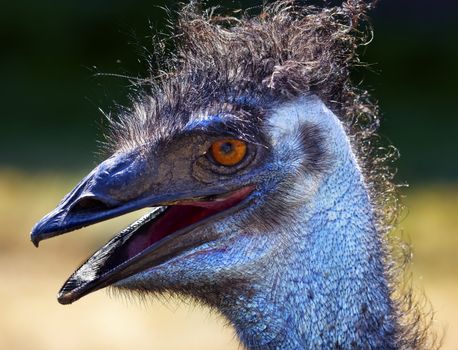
[210,139,247,166]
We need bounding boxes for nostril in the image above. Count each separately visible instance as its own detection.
[72,197,111,212]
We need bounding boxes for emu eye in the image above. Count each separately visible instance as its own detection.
[210,139,247,166]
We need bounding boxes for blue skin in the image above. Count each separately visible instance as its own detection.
[117,96,398,349]
[32,96,398,349]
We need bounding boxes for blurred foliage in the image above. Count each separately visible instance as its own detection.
[1,0,457,182]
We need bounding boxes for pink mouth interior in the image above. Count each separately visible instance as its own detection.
[125,186,254,260]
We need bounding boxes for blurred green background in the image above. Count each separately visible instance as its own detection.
[0,1,457,349]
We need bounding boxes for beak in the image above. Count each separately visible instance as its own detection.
[31,148,255,304]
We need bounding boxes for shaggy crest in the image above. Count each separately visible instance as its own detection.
[105,0,377,151]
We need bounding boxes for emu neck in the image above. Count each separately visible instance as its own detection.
[223,99,398,349]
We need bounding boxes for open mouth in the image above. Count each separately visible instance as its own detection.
[52,186,254,304]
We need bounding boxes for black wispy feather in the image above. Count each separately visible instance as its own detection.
[105,0,378,152]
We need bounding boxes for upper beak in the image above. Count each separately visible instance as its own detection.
[31,149,160,247]
[31,146,243,247]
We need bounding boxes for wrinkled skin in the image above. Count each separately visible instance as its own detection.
[32,96,399,349]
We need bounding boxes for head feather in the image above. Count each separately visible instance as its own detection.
[101,2,436,347]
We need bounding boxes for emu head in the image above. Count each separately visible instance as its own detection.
[32,1,381,311]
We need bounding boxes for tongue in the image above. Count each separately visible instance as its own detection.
[126,205,213,258]
[126,187,254,259]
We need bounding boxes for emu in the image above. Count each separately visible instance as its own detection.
[32,1,432,349]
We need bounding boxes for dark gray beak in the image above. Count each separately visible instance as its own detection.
[30,144,256,304]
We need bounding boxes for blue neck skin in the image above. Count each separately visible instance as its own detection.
[223,97,398,349]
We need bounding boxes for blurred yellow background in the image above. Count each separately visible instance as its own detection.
[0,171,457,349]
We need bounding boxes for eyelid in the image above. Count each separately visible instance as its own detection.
[196,139,256,177]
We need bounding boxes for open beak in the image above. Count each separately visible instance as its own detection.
[31,150,254,304]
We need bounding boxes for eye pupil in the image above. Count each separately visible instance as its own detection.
[220,142,234,154]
